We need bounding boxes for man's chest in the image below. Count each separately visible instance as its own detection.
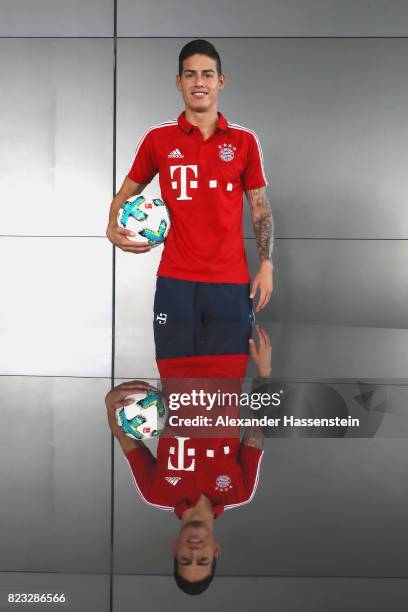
[155,135,248,202]
[154,437,243,492]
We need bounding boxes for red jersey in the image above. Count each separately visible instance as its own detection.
[156,353,249,379]
[125,436,263,519]
[127,111,267,283]
[156,353,249,438]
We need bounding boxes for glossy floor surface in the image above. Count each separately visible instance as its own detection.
[1,371,407,610]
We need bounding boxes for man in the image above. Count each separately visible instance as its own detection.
[106,39,274,324]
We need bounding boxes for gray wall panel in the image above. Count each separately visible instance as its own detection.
[0,39,113,236]
[0,377,111,572]
[0,0,113,36]
[114,246,161,379]
[247,238,408,327]
[0,237,112,376]
[116,38,408,240]
[232,38,408,240]
[116,39,182,192]
[118,0,408,36]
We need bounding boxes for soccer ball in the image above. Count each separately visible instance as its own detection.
[117,195,170,247]
[116,388,167,440]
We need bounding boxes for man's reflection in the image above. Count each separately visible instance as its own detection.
[105,325,270,595]
[106,379,264,594]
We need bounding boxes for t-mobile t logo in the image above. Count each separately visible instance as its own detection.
[167,437,195,471]
[170,164,198,200]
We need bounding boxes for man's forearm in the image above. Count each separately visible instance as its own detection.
[108,192,128,226]
[107,412,145,454]
[242,425,264,449]
[246,187,274,263]
[113,430,146,455]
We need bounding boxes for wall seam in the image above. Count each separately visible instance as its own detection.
[109,0,117,610]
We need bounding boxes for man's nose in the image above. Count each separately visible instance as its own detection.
[194,75,205,87]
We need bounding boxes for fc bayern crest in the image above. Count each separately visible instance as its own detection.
[218,143,236,162]
[215,475,232,490]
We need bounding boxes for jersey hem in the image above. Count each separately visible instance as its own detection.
[243,180,268,191]
[157,271,251,284]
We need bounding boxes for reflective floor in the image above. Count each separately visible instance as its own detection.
[1,358,407,610]
[1,575,408,611]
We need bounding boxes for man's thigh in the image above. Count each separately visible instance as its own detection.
[153,277,254,359]
[154,276,202,322]
[201,281,254,323]
[153,277,197,358]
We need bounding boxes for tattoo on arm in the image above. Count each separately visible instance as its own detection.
[246,187,274,261]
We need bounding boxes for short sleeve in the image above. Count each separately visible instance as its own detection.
[238,443,264,500]
[127,129,158,185]
[125,445,156,502]
[242,132,268,191]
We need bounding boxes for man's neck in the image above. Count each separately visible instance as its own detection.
[180,493,214,526]
[184,108,219,140]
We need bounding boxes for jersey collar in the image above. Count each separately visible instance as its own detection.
[175,496,224,520]
[177,111,228,134]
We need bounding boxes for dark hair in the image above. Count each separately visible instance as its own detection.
[178,39,222,76]
[173,557,217,595]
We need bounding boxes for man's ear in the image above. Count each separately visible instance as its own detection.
[214,542,221,559]
[176,74,182,91]
[219,73,225,90]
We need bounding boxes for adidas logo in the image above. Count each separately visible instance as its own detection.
[165,476,181,486]
[168,148,184,158]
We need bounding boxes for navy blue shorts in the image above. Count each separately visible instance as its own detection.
[153,277,254,359]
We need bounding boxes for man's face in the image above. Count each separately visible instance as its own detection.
[176,54,225,114]
[172,520,221,581]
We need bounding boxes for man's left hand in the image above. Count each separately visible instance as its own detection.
[250,260,273,312]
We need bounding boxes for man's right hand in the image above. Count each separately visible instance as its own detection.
[105,380,154,453]
[106,176,150,253]
[106,223,152,254]
[105,380,153,428]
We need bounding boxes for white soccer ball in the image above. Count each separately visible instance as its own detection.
[115,388,167,440]
[117,195,170,247]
